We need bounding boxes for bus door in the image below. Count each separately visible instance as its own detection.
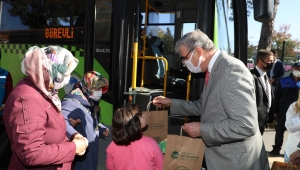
[169,5,202,131]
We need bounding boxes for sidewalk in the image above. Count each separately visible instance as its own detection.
[262,127,288,168]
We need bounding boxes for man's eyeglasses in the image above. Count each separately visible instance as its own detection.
[181,49,193,63]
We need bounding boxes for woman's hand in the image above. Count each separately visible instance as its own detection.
[102,128,109,138]
[69,118,81,128]
[72,138,88,155]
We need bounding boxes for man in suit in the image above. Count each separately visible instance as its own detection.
[153,29,269,170]
[250,50,274,135]
[267,49,285,125]
[268,49,285,88]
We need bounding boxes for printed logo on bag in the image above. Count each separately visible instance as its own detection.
[153,136,162,143]
[148,123,164,130]
[171,151,179,159]
[175,166,189,170]
[180,152,200,162]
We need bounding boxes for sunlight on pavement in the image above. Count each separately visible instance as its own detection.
[263,128,288,168]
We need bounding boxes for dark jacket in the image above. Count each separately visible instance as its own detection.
[271,60,285,87]
[274,74,299,120]
[250,68,273,134]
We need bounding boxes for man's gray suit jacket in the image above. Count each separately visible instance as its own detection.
[170,51,269,170]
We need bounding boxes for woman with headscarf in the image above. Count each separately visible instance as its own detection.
[61,71,109,170]
[3,46,88,170]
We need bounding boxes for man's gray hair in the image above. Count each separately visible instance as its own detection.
[175,29,215,53]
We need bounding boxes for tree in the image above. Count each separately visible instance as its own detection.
[3,0,86,29]
[271,24,300,61]
[257,0,280,50]
[162,28,174,52]
[147,27,175,53]
[247,44,256,59]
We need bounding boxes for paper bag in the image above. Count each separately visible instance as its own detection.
[271,161,300,170]
[142,102,168,144]
[163,130,205,170]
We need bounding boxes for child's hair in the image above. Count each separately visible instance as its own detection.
[112,103,143,146]
[294,90,300,114]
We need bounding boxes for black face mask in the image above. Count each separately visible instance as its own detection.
[262,61,274,71]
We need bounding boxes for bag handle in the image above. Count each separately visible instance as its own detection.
[180,126,183,136]
[287,161,300,170]
[146,101,158,111]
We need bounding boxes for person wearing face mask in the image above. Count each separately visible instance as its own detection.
[250,50,274,135]
[268,49,285,88]
[3,46,88,170]
[268,62,300,157]
[152,29,269,170]
[61,71,109,170]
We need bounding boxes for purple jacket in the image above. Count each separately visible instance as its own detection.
[3,78,76,170]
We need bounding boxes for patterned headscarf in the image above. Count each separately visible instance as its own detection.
[21,46,78,111]
[71,71,109,105]
[70,71,109,120]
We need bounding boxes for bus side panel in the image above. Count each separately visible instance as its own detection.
[0,43,113,125]
[1,44,30,87]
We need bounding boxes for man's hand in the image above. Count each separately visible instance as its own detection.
[69,118,81,128]
[182,122,201,138]
[152,96,172,108]
[269,78,274,84]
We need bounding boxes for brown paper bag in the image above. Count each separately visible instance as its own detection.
[163,128,205,170]
[271,161,300,170]
[142,102,168,144]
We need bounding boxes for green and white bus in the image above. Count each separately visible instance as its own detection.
[0,0,272,168]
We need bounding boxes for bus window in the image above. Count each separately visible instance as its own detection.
[94,0,113,79]
[0,0,86,44]
[145,25,174,53]
[148,12,175,24]
[182,23,196,36]
[146,12,175,53]
[95,0,112,42]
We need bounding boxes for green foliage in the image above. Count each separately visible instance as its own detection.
[4,0,86,28]
[247,44,256,59]
[148,27,174,53]
[162,28,174,52]
[271,25,300,61]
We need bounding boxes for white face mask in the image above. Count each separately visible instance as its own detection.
[183,50,203,73]
[293,70,300,77]
[89,90,103,101]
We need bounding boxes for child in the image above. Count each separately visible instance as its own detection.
[284,82,300,162]
[106,104,164,170]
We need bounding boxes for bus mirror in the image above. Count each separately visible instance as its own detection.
[253,0,274,23]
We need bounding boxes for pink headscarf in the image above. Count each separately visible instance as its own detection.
[21,46,78,111]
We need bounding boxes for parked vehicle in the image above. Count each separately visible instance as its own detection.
[247,59,255,69]
[284,65,292,72]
